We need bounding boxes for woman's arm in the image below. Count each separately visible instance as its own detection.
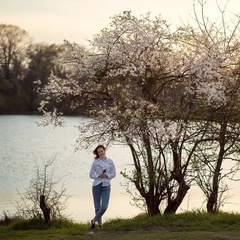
[106,160,116,179]
[89,161,99,179]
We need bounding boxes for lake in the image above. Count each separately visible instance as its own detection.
[0,115,240,223]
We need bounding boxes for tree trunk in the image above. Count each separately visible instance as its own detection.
[40,195,51,224]
[207,192,218,213]
[206,122,226,213]
[164,182,190,214]
[145,194,161,216]
[164,141,190,214]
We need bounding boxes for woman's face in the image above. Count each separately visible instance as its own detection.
[97,148,106,159]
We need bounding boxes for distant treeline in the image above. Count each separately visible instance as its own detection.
[0,23,84,115]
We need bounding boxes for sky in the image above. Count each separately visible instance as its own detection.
[0,0,240,46]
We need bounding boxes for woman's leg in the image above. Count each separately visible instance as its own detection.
[94,185,111,225]
[92,183,102,223]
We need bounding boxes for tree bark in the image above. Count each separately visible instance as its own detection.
[40,195,51,224]
[164,181,190,214]
[206,122,226,213]
[145,193,161,216]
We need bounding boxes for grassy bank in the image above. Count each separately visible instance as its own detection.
[1,211,240,239]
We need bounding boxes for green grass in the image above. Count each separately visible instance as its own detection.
[1,211,240,239]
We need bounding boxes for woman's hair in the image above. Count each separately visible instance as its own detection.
[93,145,106,160]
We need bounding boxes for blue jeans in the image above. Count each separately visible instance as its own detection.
[92,183,111,225]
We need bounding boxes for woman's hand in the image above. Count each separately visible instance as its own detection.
[98,173,108,178]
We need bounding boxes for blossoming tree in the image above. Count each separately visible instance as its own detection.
[38,4,240,215]
[180,0,240,213]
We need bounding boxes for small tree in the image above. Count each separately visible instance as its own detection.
[183,0,240,213]
[15,157,69,223]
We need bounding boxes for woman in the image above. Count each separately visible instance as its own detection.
[89,145,116,229]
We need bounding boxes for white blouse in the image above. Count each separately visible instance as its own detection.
[89,157,116,186]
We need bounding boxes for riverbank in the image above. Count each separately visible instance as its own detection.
[1,211,240,240]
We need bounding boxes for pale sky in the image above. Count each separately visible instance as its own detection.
[0,0,239,45]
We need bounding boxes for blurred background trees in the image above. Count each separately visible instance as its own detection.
[0,23,65,114]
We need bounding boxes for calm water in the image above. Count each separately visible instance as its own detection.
[0,115,142,223]
[0,115,240,223]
